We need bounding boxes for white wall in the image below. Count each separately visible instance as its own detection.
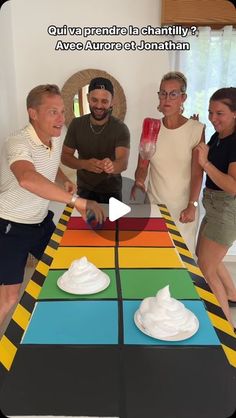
[0,0,171,221]
[0,0,235,259]
[0,0,18,141]
[0,0,169,163]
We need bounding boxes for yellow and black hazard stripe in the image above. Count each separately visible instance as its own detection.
[158,204,236,368]
[0,206,72,375]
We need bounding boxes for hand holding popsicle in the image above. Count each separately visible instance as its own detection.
[86,209,104,229]
[84,200,106,226]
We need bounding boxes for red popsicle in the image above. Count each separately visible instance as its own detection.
[139,118,161,166]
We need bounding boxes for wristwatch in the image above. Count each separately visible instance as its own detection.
[69,193,79,207]
[189,200,198,207]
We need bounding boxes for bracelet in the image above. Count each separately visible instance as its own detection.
[69,193,79,207]
[135,180,145,187]
[203,161,210,171]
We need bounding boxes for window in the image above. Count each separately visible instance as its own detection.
[172,26,236,138]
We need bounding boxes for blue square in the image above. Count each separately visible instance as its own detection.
[22,301,118,344]
[123,300,221,346]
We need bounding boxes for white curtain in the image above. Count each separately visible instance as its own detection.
[171,26,236,139]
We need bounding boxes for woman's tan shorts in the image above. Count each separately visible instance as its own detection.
[201,188,236,247]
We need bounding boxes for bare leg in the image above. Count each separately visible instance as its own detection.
[0,283,21,327]
[195,217,206,259]
[197,234,234,326]
[217,262,236,301]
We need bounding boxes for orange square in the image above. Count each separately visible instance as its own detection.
[60,230,115,247]
[119,231,173,247]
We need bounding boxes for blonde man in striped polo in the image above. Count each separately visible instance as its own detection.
[0,84,104,327]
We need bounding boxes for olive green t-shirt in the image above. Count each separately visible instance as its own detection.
[64,114,130,193]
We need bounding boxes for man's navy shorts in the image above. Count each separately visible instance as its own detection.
[0,211,55,285]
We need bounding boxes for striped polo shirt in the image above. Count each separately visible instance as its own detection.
[0,124,63,224]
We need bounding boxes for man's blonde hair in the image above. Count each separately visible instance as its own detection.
[26,84,61,109]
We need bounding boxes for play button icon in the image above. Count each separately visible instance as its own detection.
[109,197,131,221]
[80,176,151,240]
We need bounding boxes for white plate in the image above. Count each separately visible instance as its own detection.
[57,275,110,295]
[134,310,199,341]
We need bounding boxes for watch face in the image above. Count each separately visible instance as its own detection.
[193,201,198,207]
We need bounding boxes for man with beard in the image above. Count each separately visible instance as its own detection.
[61,77,130,203]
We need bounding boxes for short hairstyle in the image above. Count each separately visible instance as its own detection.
[160,71,187,93]
[210,87,236,112]
[26,84,61,109]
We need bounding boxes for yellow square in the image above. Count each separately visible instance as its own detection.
[118,247,183,268]
[50,247,115,269]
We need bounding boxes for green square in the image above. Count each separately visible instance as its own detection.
[120,269,200,299]
[38,269,118,299]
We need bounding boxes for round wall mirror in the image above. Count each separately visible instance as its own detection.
[61,68,127,127]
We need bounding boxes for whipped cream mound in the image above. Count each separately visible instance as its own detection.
[59,256,109,294]
[136,285,197,338]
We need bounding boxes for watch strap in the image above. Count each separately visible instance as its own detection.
[69,193,79,207]
[189,200,198,207]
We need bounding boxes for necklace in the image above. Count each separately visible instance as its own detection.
[89,121,108,135]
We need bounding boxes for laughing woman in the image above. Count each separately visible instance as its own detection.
[196,87,236,330]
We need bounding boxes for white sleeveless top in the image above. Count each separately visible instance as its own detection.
[147,118,204,253]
